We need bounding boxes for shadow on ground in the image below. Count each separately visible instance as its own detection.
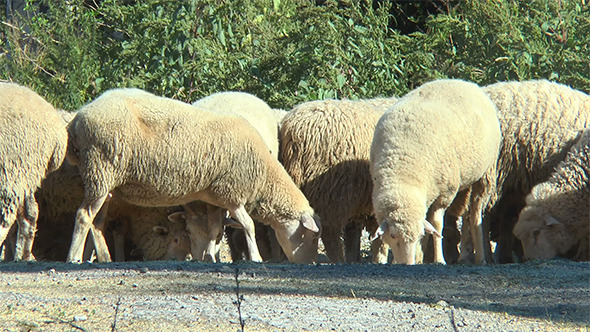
[1,258,588,325]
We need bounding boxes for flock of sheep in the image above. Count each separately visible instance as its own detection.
[0,78,588,266]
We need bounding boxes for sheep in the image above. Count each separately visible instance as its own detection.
[186,91,286,262]
[106,198,193,261]
[66,88,320,264]
[455,80,590,264]
[370,79,501,265]
[512,129,590,261]
[33,161,192,262]
[279,97,398,263]
[0,82,68,261]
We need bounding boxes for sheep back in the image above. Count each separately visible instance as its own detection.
[192,91,280,158]
[485,80,590,200]
[68,88,276,208]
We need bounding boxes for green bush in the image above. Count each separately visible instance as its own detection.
[425,0,590,89]
[1,0,588,111]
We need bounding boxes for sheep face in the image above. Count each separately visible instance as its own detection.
[152,224,192,261]
[272,212,320,263]
[513,207,576,260]
[375,221,422,265]
[168,211,222,262]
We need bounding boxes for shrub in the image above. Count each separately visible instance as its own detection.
[1,0,587,111]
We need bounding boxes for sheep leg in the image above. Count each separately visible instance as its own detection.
[468,183,488,265]
[363,217,389,263]
[0,208,18,260]
[458,219,475,263]
[343,220,362,263]
[371,238,389,264]
[228,205,262,262]
[321,225,345,263]
[204,205,224,262]
[90,197,113,263]
[14,195,39,261]
[442,213,461,264]
[429,208,446,264]
[112,226,126,262]
[67,194,110,263]
[0,223,18,261]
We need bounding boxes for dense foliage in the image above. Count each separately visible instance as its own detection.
[1,0,588,110]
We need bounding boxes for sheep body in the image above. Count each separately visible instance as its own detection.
[370,79,501,264]
[0,82,68,260]
[279,97,398,263]
[513,129,590,261]
[66,88,319,263]
[473,80,590,263]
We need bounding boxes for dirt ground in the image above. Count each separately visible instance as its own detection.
[0,257,588,331]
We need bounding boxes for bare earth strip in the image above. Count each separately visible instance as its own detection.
[0,260,588,331]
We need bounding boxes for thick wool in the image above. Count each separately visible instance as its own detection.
[193,91,281,158]
[0,82,68,261]
[67,88,319,263]
[513,129,590,261]
[478,80,590,263]
[34,162,191,261]
[371,79,501,264]
[279,97,398,263]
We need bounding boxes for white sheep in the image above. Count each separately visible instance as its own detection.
[0,82,68,261]
[279,97,398,263]
[512,129,589,261]
[456,80,590,264]
[185,91,285,262]
[370,79,501,265]
[34,162,192,261]
[66,88,320,264]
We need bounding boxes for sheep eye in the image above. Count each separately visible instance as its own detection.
[533,230,541,238]
[174,238,179,244]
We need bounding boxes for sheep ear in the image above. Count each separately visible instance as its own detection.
[424,220,443,238]
[544,215,562,226]
[223,217,243,229]
[370,222,387,241]
[153,226,169,235]
[167,212,186,223]
[301,213,320,233]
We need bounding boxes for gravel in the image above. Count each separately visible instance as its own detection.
[0,259,588,331]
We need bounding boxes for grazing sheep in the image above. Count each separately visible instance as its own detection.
[66,88,320,264]
[457,80,590,264]
[34,162,191,261]
[0,82,68,261]
[370,79,501,265]
[188,91,285,262]
[513,129,590,261]
[279,97,398,263]
[107,198,192,261]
